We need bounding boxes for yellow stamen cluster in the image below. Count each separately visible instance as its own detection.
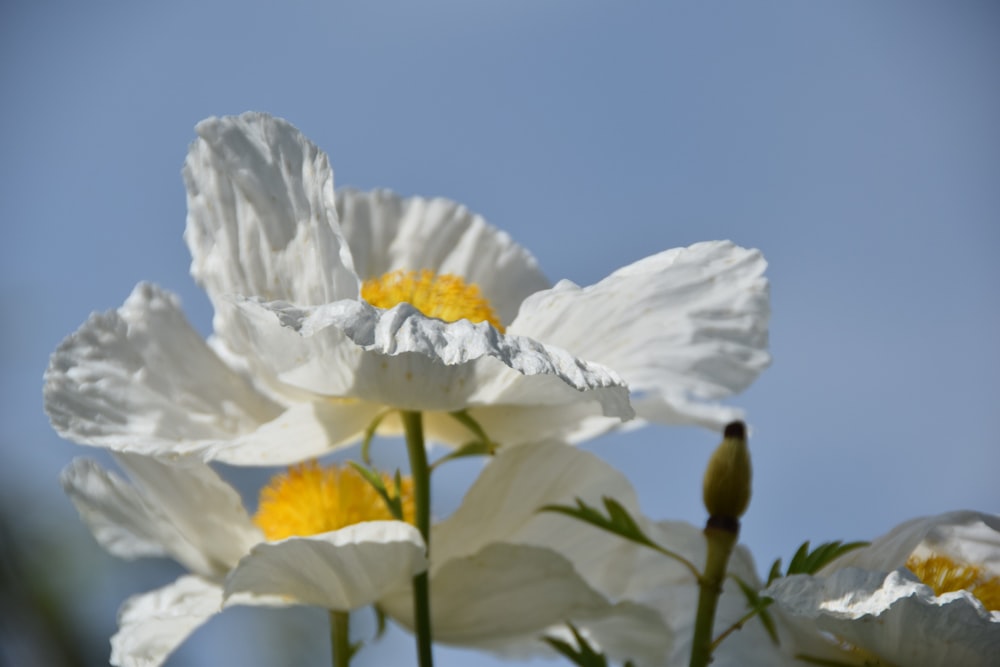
[254,462,415,542]
[361,269,504,332]
[907,554,1000,611]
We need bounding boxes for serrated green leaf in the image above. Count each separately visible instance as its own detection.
[766,558,784,585]
[785,540,869,576]
[540,497,702,581]
[787,541,811,574]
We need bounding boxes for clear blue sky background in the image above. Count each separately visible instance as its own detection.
[2,1,998,665]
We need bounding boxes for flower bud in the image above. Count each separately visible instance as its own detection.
[702,421,752,523]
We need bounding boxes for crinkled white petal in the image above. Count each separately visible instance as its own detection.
[62,456,260,577]
[44,283,285,458]
[110,575,222,667]
[223,521,427,611]
[43,283,372,465]
[228,297,634,418]
[382,541,668,664]
[509,241,769,431]
[827,510,1000,577]
[766,568,1000,666]
[336,188,550,325]
[183,112,359,312]
[431,441,644,597]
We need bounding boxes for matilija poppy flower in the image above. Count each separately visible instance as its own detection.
[62,443,671,667]
[765,511,1000,666]
[44,112,770,466]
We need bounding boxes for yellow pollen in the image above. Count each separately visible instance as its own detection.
[361,269,504,332]
[907,554,1000,611]
[253,462,415,542]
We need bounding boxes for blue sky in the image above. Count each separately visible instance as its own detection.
[2,1,998,665]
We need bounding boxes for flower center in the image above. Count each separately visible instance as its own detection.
[907,554,1000,611]
[253,462,415,541]
[361,269,505,332]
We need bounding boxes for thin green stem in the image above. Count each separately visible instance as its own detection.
[401,410,434,667]
[690,521,739,667]
[710,603,763,650]
[329,611,352,667]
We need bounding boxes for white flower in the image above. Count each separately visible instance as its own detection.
[63,443,671,667]
[45,112,770,465]
[765,511,1000,666]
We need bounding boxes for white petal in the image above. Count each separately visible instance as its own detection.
[207,399,384,465]
[381,542,665,657]
[509,241,770,431]
[110,576,222,667]
[61,459,171,561]
[44,283,369,464]
[229,297,633,418]
[828,510,1000,577]
[44,283,282,458]
[183,112,359,310]
[767,568,1000,666]
[431,442,644,597]
[423,402,617,448]
[336,188,549,325]
[114,453,261,573]
[224,521,427,611]
[62,457,259,577]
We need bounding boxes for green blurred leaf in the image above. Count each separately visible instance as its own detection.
[543,623,617,667]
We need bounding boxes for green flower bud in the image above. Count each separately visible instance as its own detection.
[702,421,752,523]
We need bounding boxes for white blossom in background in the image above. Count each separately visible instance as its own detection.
[62,443,672,667]
[765,511,1000,666]
[45,112,770,466]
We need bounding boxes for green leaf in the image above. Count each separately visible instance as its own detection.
[349,462,404,521]
[430,440,494,471]
[785,540,869,577]
[727,574,778,646]
[766,558,784,586]
[447,410,497,452]
[540,497,702,581]
[542,624,615,667]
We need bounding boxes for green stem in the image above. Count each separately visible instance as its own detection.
[690,519,739,667]
[401,410,434,667]
[329,611,352,667]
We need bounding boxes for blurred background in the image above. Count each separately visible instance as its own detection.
[2,1,998,665]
